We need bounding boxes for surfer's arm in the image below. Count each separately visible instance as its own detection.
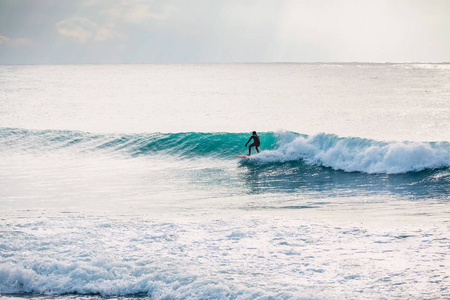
[245,136,253,146]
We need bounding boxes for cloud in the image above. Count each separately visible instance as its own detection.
[123,3,165,23]
[55,17,120,43]
[92,0,167,23]
[0,36,34,47]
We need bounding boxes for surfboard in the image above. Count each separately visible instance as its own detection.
[235,155,250,158]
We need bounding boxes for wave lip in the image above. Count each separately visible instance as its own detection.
[253,132,450,174]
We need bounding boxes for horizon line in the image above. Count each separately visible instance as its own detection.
[1,61,450,66]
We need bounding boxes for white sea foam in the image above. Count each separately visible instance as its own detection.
[0,217,448,299]
[254,132,450,174]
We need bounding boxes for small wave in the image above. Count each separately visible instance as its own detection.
[250,132,450,174]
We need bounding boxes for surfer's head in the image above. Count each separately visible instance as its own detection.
[252,131,257,135]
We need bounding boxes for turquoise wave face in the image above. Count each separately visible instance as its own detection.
[131,132,278,157]
[0,128,278,158]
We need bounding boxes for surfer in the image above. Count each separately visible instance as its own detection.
[245,131,260,156]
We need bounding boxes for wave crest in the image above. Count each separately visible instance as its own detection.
[253,132,450,174]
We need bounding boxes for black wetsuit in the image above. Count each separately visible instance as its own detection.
[246,134,260,155]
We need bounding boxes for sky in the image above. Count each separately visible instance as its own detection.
[0,0,449,64]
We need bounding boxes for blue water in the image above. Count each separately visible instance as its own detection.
[0,64,449,299]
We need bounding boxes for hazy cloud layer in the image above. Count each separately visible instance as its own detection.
[0,0,449,63]
[55,17,120,43]
[0,35,34,47]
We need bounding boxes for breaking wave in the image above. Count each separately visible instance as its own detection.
[251,132,450,174]
[1,128,449,174]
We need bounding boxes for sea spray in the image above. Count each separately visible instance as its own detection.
[252,132,450,174]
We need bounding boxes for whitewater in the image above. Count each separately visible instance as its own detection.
[0,64,449,299]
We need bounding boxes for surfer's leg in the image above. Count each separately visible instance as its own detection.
[256,146,259,153]
[248,143,256,155]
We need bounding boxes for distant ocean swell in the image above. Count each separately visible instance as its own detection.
[1,127,449,174]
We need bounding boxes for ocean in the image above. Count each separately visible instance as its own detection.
[0,64,449,299]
